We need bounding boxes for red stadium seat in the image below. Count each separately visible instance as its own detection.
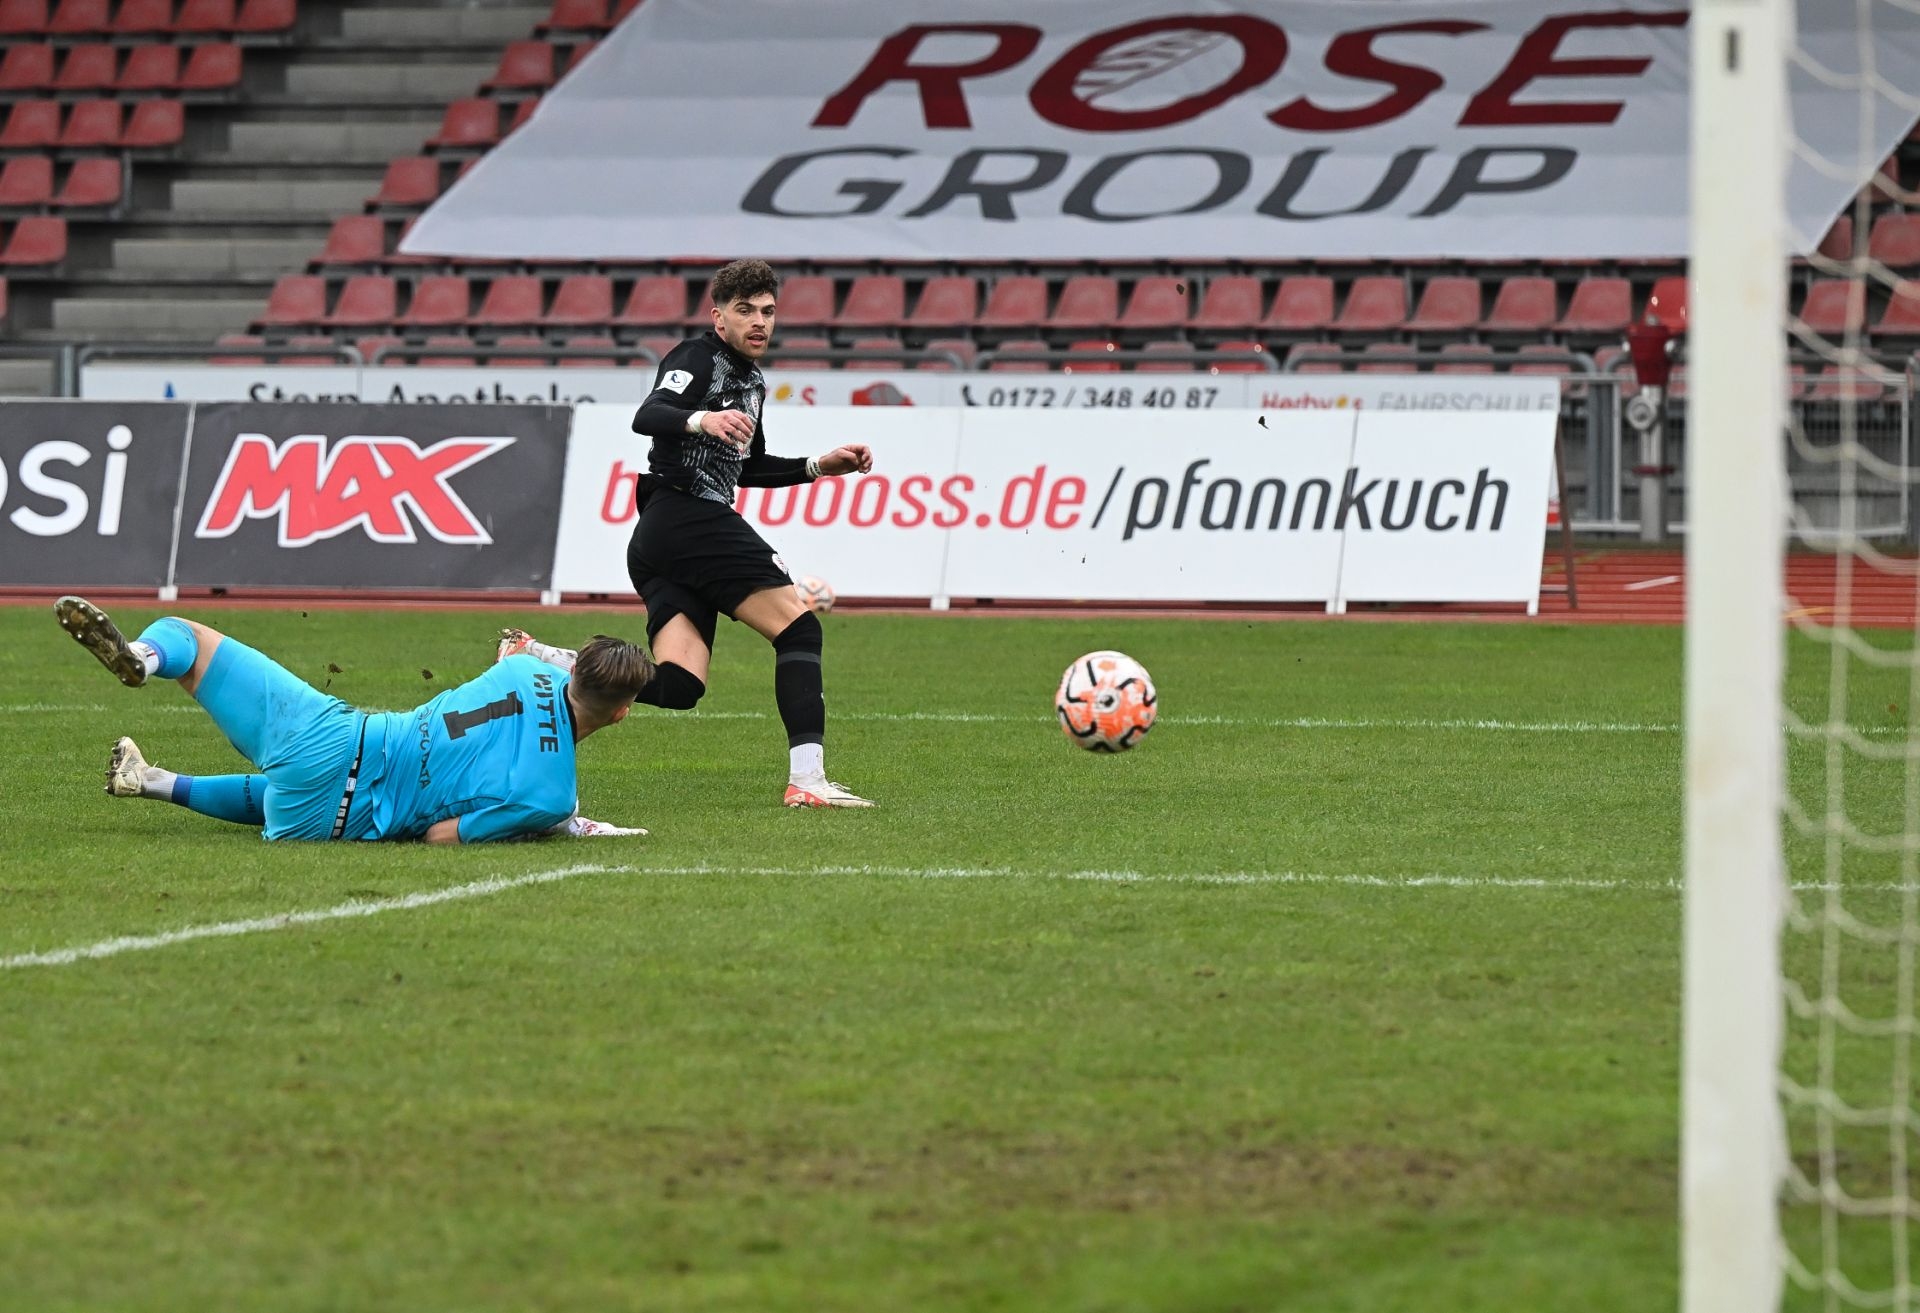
[558,334,617,366]
[53,156,119,207]
[1062,339,1121,373]
[274,334,343,366]
[0,101,61,148]
[1335,277,1407,332]
[1513,343,1580,376]
[0,45,55,92]
[771,334,832,369]
[507,97,539,133]
[1807,364,1887,402]
[1797,279,1866,336]
[1194,275,1265,330]
[0,0,49,37]
[400,274,472,327]
[1873,280,1920,336]
[52,43,117,92]
[315,214,386,266]
[371,156,440,208]
[121,98,183,147]
[562,41,598,74]
[918,337,977,371]
[259,273,326,325]
[488,334,551,367]
[428,99,499,150]
[119,43,181,93]
[1554,277,1631,334]
[1482,277,1557,333]
[1644,276,1688,329]
[1357,342,1418,374]
[180,43,242,91]
[0,156,53,207]
[1050,275,1120,329]
[683,284,713,326]
[1284,343,1345,374]
[474,275,544,325]
[233,0,294,34]
[634,333,680,364]
[1869,213,1920,269]
[112,0,173,34]
[1262,276,1333,333]
[414,334,479,367]
[173,0,236,34]
[59,99,122,148]
[612,0,640,22]
[837,274,906,328]
[1136,340,1198,372]
[978,275,1047,328]
[1119,276,1190,329]
[1435,343,1498,374]
[538,0,609,33]
[846,336,905,369]
[351,334,403,364]
[1405,276,1482,332]
[485,40,554,91]
[905,275,977,328]
[210,332,266,365]
[0,215,66,265]
[774,274,834,327]
[1209,340,1270,374]
[323,274,398,327]
[1815,216,1854,263]
[47,0,107,33]
[617,274,686,326]
[546,273,612,326]
[986,339,1051,372]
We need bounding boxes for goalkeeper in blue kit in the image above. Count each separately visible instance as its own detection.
[53,596,652,842]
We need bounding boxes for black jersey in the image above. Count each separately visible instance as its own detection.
[630,330,807,504]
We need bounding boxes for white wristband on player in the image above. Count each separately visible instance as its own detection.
[806,456,822,479]
[686,410,708,436]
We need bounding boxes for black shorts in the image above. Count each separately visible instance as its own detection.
[626,481,793,646]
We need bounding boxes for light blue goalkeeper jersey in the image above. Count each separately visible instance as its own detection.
[362,655,578,843]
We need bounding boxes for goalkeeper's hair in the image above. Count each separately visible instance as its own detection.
[571,635,656,716]
[711,258,778,308]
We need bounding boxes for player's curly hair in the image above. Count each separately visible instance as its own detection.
[572,635,656,715]
[710,258,778,309]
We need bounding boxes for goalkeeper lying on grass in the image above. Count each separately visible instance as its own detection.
[53,596,648,842]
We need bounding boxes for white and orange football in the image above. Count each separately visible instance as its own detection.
[1055,650,1157,752]
[794,575,835,614]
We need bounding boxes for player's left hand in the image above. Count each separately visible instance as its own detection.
[815,444,874,476]
[567,814,648,838]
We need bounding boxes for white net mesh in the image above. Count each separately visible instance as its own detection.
[1780,2,1920,1304]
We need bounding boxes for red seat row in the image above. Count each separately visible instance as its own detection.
[0,96,182,147]
[0,0,293,36]
[0,41,241,93]
[0,154,120,206]
[427,97,537,150]
[481,39,598,93]
[535,0,640,35]
[0,215,67,264]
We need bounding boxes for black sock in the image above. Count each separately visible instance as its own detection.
[772,612,824,749]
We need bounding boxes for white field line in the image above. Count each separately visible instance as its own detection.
[11,862,1913,973]
[0,863,627,970]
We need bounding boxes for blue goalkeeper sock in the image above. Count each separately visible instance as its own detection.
[132,617,197,680]
[160,773,266,826]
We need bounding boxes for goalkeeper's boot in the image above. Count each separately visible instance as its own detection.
[784,775,876,808]
[55,595,146,688]
[105,736,150,798]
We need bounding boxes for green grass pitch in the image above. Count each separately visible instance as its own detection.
[0,602,1908,1311]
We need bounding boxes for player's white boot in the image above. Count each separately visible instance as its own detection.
[784,775,875,808]
[105,735,150,797]
[55,595,146,687]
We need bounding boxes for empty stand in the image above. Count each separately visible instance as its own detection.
[1050,275,1120,330]
[905,275,978,329]
[1483,278,1557,333]
[1405,277,1482,333]
[1262,276,1334,334]
[1335,277,1409,333]
[837,274,905,328]
[1194,276,1265,331]
[546,273,613,326]
[1118,277,1190,330]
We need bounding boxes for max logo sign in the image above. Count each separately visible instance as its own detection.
[196,434,513,547]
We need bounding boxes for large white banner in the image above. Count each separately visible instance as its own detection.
[403,0,1920,261]
[79,363,1561,413]
[552,405,1556,609]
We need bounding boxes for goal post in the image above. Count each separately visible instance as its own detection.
[1683,1,1791,1312]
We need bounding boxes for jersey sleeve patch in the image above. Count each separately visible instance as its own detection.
[660,369,695,394]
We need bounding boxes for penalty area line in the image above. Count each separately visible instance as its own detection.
[0,862,630,971]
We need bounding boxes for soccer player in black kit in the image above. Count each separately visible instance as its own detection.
[531,259,876,807]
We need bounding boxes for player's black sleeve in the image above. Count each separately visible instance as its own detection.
[737,417,812,488]
[631,340,713,439]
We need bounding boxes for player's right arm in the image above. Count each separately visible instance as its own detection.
[631,341,751,447]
